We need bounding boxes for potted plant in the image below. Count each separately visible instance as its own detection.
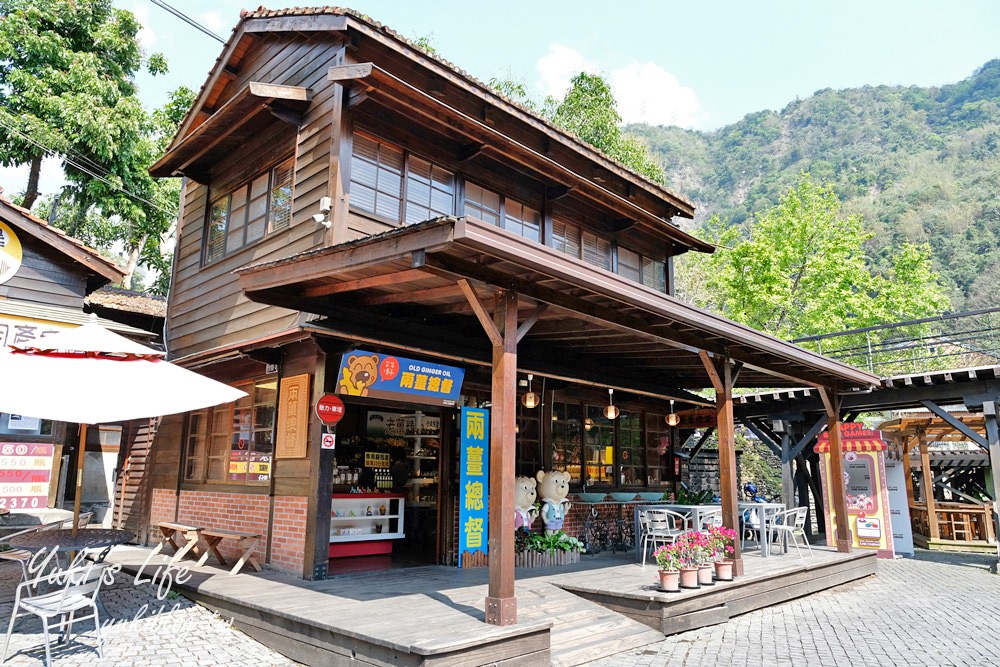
[653,543,681,592]
[675,533,702,589]
[686,531,716,586]
[708,525,738,581]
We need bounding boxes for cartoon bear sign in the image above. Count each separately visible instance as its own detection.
[339,354,379,396]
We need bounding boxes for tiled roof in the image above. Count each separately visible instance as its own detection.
[179,6,693,215]
[85,286,167,318]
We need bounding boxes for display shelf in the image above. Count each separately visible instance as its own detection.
[329,532,405,542]
[331,515,401,521]
[329,494,405,558]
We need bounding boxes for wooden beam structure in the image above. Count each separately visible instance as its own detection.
[984,400,1000,562]
[918,429,940,540]
[819,387,852,553]
[700,352,743,575]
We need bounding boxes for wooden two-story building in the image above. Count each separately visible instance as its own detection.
[147,6,877,624]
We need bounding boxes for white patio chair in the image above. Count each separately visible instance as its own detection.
[697,509,723,531]
[770,506,813,557]
[2,563,108,667]
[640,509,689,568]
[59,512,93,531]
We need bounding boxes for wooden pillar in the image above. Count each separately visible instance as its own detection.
[982,401,1000,564]
[485,288,518,625]
[700,352,742,575]
[459,280,520,626]
[918,430,939,540]
[820,388,851,552]
[901,434,915,506]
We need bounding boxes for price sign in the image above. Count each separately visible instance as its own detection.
[316,394,345,425]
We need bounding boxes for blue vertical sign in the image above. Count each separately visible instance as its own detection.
[458,407,489,567]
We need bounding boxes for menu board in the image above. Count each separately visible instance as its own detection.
[0,442,53,510]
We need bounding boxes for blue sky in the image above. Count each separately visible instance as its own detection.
[4,0,999,197]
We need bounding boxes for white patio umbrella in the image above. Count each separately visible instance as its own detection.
[0,315,247,534]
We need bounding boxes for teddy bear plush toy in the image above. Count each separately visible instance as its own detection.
[514,476,538,531]
[536,470,572,535]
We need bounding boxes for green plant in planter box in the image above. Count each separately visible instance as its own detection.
[514,530,585,554]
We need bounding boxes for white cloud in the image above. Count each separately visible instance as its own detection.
[535,44,598,100]
[535,44,704,129]
[610,62,702,129]
[199,11,229,37]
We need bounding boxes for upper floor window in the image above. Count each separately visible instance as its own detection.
[204,157,295,264]
[350,132,455,225]
[464,182,540,242]
[618,246,667,292]
[582,231,612,271]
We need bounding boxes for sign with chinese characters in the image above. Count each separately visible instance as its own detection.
[0,315,65,349]
[0,221,23,286]
[276,374,310,459]
[316,393,345,425]
[336,350,464,407]
[458,407,489,567]
[0,442,53,510]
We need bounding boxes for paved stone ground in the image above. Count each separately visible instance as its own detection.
[0,561,301,666]
[596,550,1000,667]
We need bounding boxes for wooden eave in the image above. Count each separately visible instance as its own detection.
[150,82,312,179]
[235,217,878,395]
[0,199,124,285]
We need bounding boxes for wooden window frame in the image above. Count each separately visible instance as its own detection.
[182,376,277,487]
[202,155,296,266]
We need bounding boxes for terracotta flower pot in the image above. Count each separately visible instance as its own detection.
[658,569,680,592]
[714,559,734,581]
[697,563,715,585]
[679,566,700,589]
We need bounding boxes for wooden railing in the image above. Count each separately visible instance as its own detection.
[910,502,997,543]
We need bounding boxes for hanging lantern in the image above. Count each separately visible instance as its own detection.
[520,373,540,409]
[666,400,679,427]
[603,387,619,419]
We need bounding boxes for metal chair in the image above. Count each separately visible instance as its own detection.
[697,508,723,531]
[770,506,813,557]
[2,563,108,666]
[0,521,65,583]
[639,509,689,568]
[59,513,93,531]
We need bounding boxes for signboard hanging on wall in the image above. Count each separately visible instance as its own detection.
[0,221,23,286]
[336,349,464,407]
[458,407,489,567]
[276,374,311,459]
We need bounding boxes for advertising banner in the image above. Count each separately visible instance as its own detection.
[458,407,489,567]
[0,442,53,510]
[336,349,464,407]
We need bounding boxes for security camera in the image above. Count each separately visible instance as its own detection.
[312,213,331,228]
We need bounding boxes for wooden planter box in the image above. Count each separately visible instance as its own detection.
[515,550,581,568]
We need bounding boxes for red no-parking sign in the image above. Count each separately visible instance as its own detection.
[316,394,345,425]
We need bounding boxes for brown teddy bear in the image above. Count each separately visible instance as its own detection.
[339,354,379,396]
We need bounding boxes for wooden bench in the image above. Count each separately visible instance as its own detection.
[155,522,204,564]
[196,528,262,575]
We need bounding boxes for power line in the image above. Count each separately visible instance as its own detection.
[149,0,225,44]
[0,116,174,215]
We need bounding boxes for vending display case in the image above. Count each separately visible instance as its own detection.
[328,493,405,558]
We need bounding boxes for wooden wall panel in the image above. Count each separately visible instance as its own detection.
[167,34,342,360]
[0,240,89,307]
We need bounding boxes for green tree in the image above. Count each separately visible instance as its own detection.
[542,73,665,183]
[0,0,166,209]
[678,174,950,340]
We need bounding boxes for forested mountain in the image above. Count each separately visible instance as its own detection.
[630,59,1000,310]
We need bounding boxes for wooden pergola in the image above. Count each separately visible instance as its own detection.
[236,215,878,625]
[879,413,998,549]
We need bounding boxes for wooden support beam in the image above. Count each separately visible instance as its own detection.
[246,14,347,33]
[918,430,940,540]
[248,81,313,102]
[685,427,716,459]
[919,399,988,448]
[328,62,374,82]
[301,268,429,297]
[703,354,743,575]
[361,284,463,305]
[699,351,724,394]
[458,279,502,347]
[486,288,518,625]
[780,430,795,508]
[788,416,828,461]
[820,387,852,553]
[902,434,915,506]
[515,304,548,344]
[459,143,486,162]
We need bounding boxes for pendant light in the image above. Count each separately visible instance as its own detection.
[666,400,679,427]
[521,374,540,409]
[603,388,620,420]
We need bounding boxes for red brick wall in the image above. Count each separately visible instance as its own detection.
[147,489,309,576]
[149,488,177,526]
[269,496,308,574]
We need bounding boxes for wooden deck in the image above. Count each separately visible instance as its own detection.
[105,545,875,666]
